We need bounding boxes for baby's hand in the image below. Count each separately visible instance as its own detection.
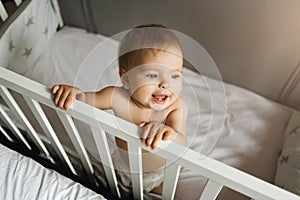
[139,121,177,150]
[51,85,86,111]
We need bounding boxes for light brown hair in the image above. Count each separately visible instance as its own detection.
[118,23,182,73]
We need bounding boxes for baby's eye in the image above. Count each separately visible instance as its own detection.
[171,74,181,79]
[146,74,158,78]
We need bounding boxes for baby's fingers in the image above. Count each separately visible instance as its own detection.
[53,86,64,106]
[57,89,70,109]
[149,130,165,150]
[162,131,171,141]
[162,130,176,141]
[145,126,163,149]
[62,93,74,110]
[51,85,60,94]
[139,121,148,128]
[141,123,152,144]
[54,88,73,110]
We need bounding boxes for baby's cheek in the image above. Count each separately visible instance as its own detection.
[170,82,182,96]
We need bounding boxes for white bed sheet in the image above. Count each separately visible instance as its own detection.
[0,143,105,200]
[23,26,294,199]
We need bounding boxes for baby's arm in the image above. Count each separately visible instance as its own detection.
[140,98,188,149]
[52,85,115,111]
[165,99,188,146]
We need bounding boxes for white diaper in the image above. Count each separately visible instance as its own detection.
[112,149,165,192]
[118,167,164,192]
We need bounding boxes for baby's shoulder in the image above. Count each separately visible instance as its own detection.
[110,86,130,98]
[165,97,188,118]
[106,86,130,105]
[96,86,129,104]
[101,86,127,96]
[164,98,188,122]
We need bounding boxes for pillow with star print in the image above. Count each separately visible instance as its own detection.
[274,111,300,196]
[0,0,59,74]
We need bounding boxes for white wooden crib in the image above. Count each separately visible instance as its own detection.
[0,0,300,200]
[1,56,299,200]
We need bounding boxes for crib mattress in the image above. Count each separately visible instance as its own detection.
[21,26,294,199]
[0,143,105,200]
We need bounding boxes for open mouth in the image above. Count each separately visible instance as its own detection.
[152,94,168,104]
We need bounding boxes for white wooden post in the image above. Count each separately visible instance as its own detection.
[0,85,52,161]
[0,124,14,142]
[199,179,223,200]
[14,0,22,6]
[91,125,120,198]
[23,96,77,175]
[162,161,181,200]
[56,111,94,177]
[127,143,143,200]
[0,105,31,149]
[0,1,8,21]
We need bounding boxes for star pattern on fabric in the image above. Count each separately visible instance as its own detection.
[279,155,289,165]
[43,27,48,35]
[22,47,32,58]
[8,40,15,53]
[26,17,34,27]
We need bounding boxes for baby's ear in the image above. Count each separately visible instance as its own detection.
[119,66,130,89]
[121,75,130,89]
[119,65,128,77]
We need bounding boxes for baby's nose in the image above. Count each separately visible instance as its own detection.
[158,80,169,89]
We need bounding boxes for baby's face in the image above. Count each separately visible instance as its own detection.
[122,49,183,111]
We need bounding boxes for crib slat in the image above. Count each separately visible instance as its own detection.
[127,143,143,200]
[23,96,77,175]
[91,125,120,198]
[0,1,8,21]
[162,161,181,200]
[199,179,223,200]
[14,0,22,6]
[0,105,31,148]
[56,111,94,176]
[0,86,52,160]
[0,124,14,142]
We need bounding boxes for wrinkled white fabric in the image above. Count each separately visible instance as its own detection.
[0,144,105,200]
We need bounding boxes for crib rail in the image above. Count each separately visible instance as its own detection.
[0,0,63,28]
[0,67,299,200]
[0,0,24,22]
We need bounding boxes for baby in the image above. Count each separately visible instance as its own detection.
[52,24,187,194]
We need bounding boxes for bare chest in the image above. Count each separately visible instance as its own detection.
[114,102,167,125]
